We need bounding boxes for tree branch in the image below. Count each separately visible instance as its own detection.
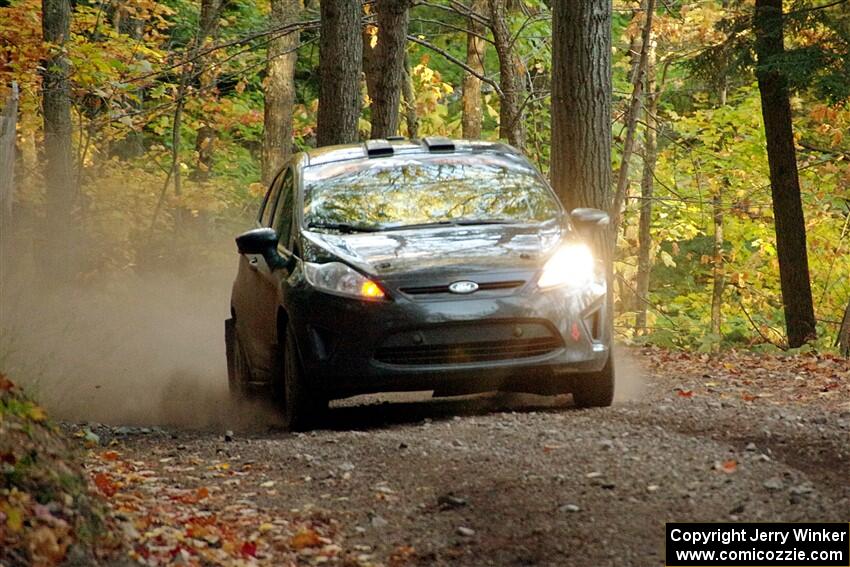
[406,34,502,95]
[785,0,848,14]
[740,301,785,348]
[124,18,320,85]
[611,0,655,230]
[409,17,494,44]
[798,139,850,159]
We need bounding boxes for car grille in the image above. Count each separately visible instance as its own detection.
[374,335,563,366]
[399,280,525,296]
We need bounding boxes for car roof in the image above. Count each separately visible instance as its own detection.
[300,137,525,168]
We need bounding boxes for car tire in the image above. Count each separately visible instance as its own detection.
[225,318,251,401]
[571,353,615,408]
[277,325,328,431]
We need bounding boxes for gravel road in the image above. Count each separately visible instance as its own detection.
[89,351,850,566]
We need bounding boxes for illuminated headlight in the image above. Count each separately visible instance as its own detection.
[303,262,385,300]
[537,244,595,289]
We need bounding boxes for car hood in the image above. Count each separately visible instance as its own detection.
[301,223,566,277]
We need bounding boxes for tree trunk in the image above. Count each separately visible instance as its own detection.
[626,8,642,86]
[488,0,525,149]
[193,0,224,182]
[710,15,729,348]
[710,192,724,345]
[462,0,487,139]
[362,14,380,118]
[363,24,381,111]
[551,0,612,215]
[317,0,362,146]
[113,6,145,159]
[171,88,186,201]
[401,55,418,138]
[262,0,300,184]
[611,0,654,234]
[754,0,817,347]
[551,0,613,332]
[369,0,411,139]
[167,1,220,229]
[635,38,657,336]
[42,0,75,268]
[838,300,850,357]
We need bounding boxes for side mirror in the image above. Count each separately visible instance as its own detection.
[236,228,285,269]
[570,208,610,232]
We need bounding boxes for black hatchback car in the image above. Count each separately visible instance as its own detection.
[226,138,614,430]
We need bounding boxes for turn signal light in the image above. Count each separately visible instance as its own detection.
[361,280,385,299]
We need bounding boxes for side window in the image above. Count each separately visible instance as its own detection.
[273,171,295,248]
[258,172,283,226]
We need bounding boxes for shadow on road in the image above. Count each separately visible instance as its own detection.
[294,392,576,433]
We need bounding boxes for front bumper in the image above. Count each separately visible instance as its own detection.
[285,277,610,398]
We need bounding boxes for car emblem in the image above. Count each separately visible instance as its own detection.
[448,281,479,294]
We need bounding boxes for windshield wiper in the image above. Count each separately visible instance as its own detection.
[380,218,518,231]
[452,218,514,226]
[306,221,382,233]
[379,220,456,231]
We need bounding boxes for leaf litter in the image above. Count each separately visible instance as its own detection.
[639,347,849,409]
[86,446,374,566]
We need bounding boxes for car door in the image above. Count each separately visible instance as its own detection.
[232,169,287,382]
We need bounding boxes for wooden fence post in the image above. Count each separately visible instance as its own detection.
[0,82,19,223]
[1,81,19,304]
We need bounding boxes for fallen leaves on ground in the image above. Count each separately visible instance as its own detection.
[86,446,375,566]
[5,346,839,565]
[0,373,123,566]
[289,528,323,550]
[640,348,849,409]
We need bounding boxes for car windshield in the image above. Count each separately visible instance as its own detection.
[302,154,561,231]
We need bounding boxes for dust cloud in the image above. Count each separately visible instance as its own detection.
[0,256,278,429]
[613,347,646,403]
[1,231,643,430]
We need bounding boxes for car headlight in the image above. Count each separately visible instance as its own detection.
[537,244,595,289]
[303,262,386,300]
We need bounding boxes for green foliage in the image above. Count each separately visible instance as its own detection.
[689,0,850,103]
[1,0,848,352]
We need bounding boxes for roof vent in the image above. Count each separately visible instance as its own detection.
[365,139,394,157]
[423,136,455,153]
[386,135,405,141]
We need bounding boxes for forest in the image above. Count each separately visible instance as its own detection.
[1,0,849,353]
[1,2,850,565]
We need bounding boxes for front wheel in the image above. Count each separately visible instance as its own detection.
[571,353,615,408]
[275,325,328,431]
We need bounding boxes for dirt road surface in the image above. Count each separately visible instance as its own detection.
[81,350,849,566]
